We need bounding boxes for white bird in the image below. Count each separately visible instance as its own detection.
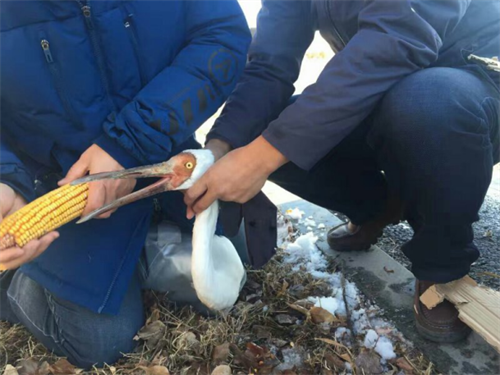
[73,149,246,310]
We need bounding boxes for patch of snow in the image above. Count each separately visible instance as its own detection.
[335,327,353,346]
[283,232,328,274]
[364,329,379,349]
[282,226,401,367]
[304,218,316,227]
[375,336,396,360]
[285,208,304,220]
[308,296,340,316]
[351,308,371,334]
[318,223,326,229]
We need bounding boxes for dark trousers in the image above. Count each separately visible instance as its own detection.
[270,67,500,283]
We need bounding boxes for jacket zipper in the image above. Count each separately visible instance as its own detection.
[325,0,346,49]
[76,0,117,112]
[124,14,146,86]
[40,39,81,127]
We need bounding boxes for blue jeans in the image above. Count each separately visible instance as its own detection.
[1,270,144,368]
[270,67,500,283]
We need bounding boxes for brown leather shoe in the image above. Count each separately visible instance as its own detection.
[327,198,402,252]
[414,280,471,343]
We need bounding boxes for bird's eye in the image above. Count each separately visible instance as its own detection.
[185,162,194,170]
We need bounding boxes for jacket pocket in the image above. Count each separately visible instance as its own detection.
[123,13,146,86]
[40,37,82,128]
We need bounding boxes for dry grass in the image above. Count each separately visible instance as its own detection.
[0,225,438,375]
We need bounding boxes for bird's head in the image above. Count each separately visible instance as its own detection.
[167,149,215,190]
[71,149,214,223]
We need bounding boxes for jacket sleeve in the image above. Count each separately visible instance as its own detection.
[0,136,35,202]
[94,0,251,168]
[206,0,316,149]
[261,0,471,170]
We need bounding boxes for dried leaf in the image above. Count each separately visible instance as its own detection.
[211,365,231,375]
[287,303,310,317]
[395,358,414,374]
[146,308,161,324]
[138,366,170,375]
[355,350,383,375]
[147,366,170,375]
[212,343,231,363]
[49,359,79,375]
[246,342,266,358]
[135,320,167,348]
[310,307,336,324]
[384,266,395,274]
[339,353,352,363]
[324,352,345,369]
[17,359,39,375]
[3,365,19,375]
[17,359,50,375]
[179,331,201,353]
[281,280,289,294]
[315,338,353,357]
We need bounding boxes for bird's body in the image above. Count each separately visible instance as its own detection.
[74,149,246,310]
[181,150,246,310]
[191,199,245,310]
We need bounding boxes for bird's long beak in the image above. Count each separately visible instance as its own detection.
[71,161,176,224]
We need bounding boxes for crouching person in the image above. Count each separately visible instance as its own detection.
[0,0,250,368]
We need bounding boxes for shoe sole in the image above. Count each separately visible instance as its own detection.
[415,318,472,343]
[326,219,402,253]
[327,231,383,252]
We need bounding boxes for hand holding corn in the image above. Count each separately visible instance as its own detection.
[0,183,60,270]
[0,145,135,270]
[58,144,136,218]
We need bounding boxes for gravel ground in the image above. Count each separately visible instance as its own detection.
[377,194,500,290]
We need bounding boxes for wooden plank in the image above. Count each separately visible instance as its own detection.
[420,276,500,352]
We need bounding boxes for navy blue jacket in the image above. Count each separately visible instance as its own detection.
[0,0,250,314]
[208,0,500,170]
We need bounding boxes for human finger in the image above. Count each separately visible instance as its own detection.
[82,181,106,217]
[59,158,89,185]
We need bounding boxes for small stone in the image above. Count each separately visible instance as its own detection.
[179,331,201,353]
[211,365,231,375]
[212,343,231,363]
[275,314,296,325]
[355,350,383,375]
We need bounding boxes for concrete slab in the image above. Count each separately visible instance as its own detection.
[280,199,500,375]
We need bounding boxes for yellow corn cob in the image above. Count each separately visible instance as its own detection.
[0,183,89,251]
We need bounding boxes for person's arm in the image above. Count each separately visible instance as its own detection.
[60,0,251,217]
[0,138,59,269]
[206,0,316,151]
[94,0,251,168]
[0,136,36,203]
[262,0,471,170]
[185,0,471,215]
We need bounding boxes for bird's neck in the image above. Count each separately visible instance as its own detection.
[191,199,219,275]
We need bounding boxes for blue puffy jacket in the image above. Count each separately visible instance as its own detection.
[208,0,500,170]
[0,0,250,314]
